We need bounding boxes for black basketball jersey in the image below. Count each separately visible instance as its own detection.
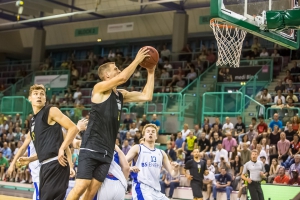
[30,105,63,163]
[81,91,123,159]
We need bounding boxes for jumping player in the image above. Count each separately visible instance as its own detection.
[67,48,155,200]
[23,84,79,200]
[126,124,180,200]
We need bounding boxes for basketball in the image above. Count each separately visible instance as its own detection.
[139,46,159,69]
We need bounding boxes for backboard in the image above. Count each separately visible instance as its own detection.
[210,0,300,49]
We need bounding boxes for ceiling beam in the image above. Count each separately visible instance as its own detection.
[150,0,183,10]
[45,0,105,18]
[0,12,39,27]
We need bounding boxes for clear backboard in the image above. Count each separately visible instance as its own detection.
[210,0,300,49]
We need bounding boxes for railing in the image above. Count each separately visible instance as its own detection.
[244,95,265,118]
[14,72,35,95]
[202,92,244,123]
[265,107,300,120]
[0,96,32,128]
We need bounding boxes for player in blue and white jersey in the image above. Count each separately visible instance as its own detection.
[126,124,180,200]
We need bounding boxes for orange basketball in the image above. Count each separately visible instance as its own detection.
[139,46,159,69]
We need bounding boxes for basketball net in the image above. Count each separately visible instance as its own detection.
[210,19,247,68]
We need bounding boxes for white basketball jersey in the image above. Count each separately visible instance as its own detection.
[108,150,127,189]
[131,144,163,191]
[28,141,40,182]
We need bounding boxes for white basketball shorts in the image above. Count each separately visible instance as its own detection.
[132,182,169,200]
[97,178,126,200]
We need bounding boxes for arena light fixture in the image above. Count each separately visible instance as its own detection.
[0,0,183,26]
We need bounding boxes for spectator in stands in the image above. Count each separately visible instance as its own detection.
[206,49,216,65]
[274,90,286,104]
[260,47,269,57]
[234,116,245,139]
[240,143,251,165]
[289,154,300,178]
[268,158,280,183]
[286,90,298,104]
[165,141,176,161]
[285,79,296,93]
[269,126,280,155]
[243,40,250,49]
[271,49,280,57]
[7,128,14,142]
[222,117,234,134]
[211,124,223,139]
[14,127,22,143]
[71,65,79,86]
[2,142,11,160]
[160,45,171,60]
[256,88,272,105]
[231,155,243,190]
[219,68,233,82]
[175,132,184,150]
[182,132,197,163]
[245,124,258,143]
[14,113,22,125]
[237,134,250,152]
[133,131,142,146]
[179,44,192,61]
[277,132,290,162]
[139,114,149,132]
[197,132,211,155]
[212,117,223,130]
[108,50,115,59]
[73,86,82,100]
[269,113,283,131]
[260,156,270,180]
[273,166,289,184]
[209,132,222,157]
[203,169,215,199]
[281,134,300,169]
[284,70,294,83]
[274,80,285,93]
[202,124,211,139]
[256,116,268,135]
[186,64,197,82]
[222,131,237,152]
[290,61,299,74]
[251,37,261,51]
[193,124,201,139]
[213,167,232,200]
[122,139,131,155]
[122,114,133,131]
[250,47,260,58]
[291,116,300,131]
[129,122,138,137]
[256,144,268,163]
[288,170,300,185]
[160,165,180,199]
[163,59,172,70]
[0,150,9,180]
[285,124,296,142]
[214,141,229,166]
[207,159,215,173]
[150,114,161,133]
[181,123,191,140]
[160,68,170,87]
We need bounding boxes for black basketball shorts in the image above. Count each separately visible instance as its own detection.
[76,149,112,182]
[190,180,203,198]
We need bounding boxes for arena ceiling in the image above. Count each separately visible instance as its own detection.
[0,0,211,31]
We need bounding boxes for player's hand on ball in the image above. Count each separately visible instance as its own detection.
[135,48,150,63]
[130,166,140,173]
[18,157,30,166]
[58,148,68,167]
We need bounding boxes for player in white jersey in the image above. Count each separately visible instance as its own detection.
[96,144,129,200]
[28,141,41,200]
[126,124,180,200]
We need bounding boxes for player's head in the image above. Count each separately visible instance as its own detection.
[192,148,200,158]
[142,124,158,142]
[97,62,121,81]
[251,149,258,161]
[28,84,46,107]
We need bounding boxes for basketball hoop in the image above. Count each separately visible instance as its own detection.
[210,19,247,68]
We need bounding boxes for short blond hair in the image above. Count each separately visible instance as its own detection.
[29,84,46,96]
[142,124,158,135]
[97,62,115,80]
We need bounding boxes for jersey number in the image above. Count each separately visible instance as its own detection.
[151,156,156,162]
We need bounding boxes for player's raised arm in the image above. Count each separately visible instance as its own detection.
[115,145,130,178]
[161,150,180,177]
[93,48,149,94]
[125,144,140,163]
[118,66,155,103]
[48,107,79,166]
[6,133,31,176]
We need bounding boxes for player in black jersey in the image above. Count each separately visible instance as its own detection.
[67,47,155,200]
[22,84,80,200]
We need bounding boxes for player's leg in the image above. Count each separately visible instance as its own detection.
[33,182,39,200]
[0,166,4,180]
[67,152,100,200]
[82,162,111,200]
[132,182,152,200]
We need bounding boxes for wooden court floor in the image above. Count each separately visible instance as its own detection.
[0,195,31,200]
